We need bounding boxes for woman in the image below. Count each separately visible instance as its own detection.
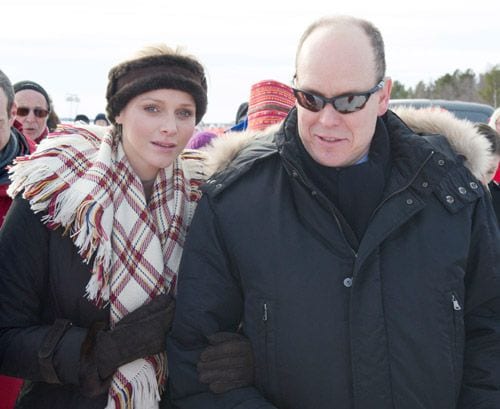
[490,107,500,134]
[0,45,250,409]
[475,122,500,222]
[13,80,53,143]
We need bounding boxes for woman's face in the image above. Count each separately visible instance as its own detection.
[14,89,49,141]
[485,154,500,184]
[115,88,197,182]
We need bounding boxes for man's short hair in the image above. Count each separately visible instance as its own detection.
[295,15,386,82]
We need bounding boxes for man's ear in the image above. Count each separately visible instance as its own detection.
[9,101,17,127]
[377,77,392,116]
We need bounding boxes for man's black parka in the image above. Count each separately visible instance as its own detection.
[168,109,500,409]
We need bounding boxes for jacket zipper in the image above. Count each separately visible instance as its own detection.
[450,291,462,400]
[284,150,435,257]
[452,293,462,311]
[451,292,462,353]
[283,158,357,257]
[263,302,270,383]
[369,150,435,221]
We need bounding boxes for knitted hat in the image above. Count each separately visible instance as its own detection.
[13,80,51,110]
[247,80,295,131]
[94,113,109,125]
[235,101,248,124]
[106,53,207,125]
[74,114,90,124]
[187,130,217,149]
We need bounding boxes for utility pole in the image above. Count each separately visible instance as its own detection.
[493,77,497,108]
[65,93,80,120]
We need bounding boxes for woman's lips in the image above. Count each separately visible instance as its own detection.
[152,141,177,149]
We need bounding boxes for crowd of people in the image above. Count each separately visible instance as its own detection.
[0,13,499,409]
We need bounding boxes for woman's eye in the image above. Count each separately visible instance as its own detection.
[144,105,159,113]
[178,109,194,118]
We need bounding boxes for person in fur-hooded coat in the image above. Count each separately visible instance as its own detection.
[167,98,500,409]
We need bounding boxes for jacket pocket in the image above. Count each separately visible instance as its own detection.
[253,300,279,401]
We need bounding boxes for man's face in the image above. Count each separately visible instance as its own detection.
[0,89,15,151]
[295,24,392,167]
[14,89,49,141]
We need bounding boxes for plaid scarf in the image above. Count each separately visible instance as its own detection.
[8,125,205,408]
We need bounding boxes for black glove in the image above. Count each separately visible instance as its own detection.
[79,321,112,397]
[79,293,175,397]
[197,332,254,394]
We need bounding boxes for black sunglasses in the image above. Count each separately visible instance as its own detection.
[16,107,50,118]
[293,80,385,114]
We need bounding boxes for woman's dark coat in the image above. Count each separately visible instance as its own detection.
[0,186,109,409]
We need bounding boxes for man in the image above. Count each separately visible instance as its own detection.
[167,16,500,408]
[0,70,36,409]
[0,71,36,226]
[13,80,52,143]
[94,112,110,126]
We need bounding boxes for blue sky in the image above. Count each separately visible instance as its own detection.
[2,0,498,124]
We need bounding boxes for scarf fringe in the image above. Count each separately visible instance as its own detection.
[7,138,113,304]
[106,355,166,409]
[8,127,204,405]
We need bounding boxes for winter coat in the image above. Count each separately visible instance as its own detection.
[0,124,201,408]
[490,181,500,223]
[0,195,109,409]
[0,127,36,409]
[167,108,500,409]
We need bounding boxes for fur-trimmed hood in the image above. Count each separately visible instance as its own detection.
[393,107,492,182]
[203,107,493,182]
[202,123,280,177]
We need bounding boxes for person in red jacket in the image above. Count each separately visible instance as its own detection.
[0,70,36,409]
[475,122,500,222]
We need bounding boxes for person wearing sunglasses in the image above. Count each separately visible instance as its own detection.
[167,15,500,409]
[13,80,53,143]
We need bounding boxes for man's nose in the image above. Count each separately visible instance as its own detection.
[25,110,37,121]
[318,103,343,126]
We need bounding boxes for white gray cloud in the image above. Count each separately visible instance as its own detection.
[2,0,498,123]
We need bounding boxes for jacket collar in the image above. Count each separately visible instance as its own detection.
[203,107,490,196]
[392,106,492,182]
